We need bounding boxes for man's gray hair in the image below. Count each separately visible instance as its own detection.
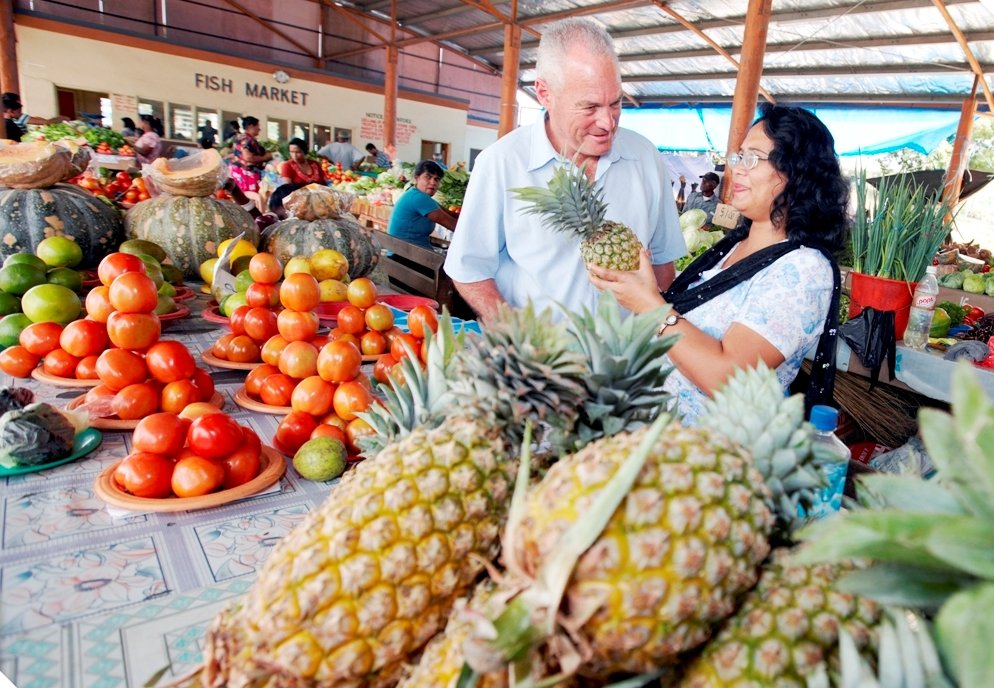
[535,18,619,92]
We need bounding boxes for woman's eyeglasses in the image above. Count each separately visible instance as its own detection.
[727,151,770,170]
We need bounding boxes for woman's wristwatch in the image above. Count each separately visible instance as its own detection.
[656,312,684,337]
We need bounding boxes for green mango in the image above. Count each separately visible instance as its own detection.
[160,263,185,286]
[119,239,167,263]
[154,294,177,315]
[157,282,177,297]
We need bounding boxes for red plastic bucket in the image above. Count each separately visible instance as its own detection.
[848,271,916,339]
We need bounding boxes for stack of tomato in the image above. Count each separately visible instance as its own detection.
[81,253,212,419]
[211,253,286,364]
[118,143,135,157]
[119,175,151,204]
[114,409,263,499]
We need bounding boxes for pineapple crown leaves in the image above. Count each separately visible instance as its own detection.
[510,159,607,241]
[697,363,829,535]
[448,302,588,448]
[356,310,464,456]
[564,291,677,449]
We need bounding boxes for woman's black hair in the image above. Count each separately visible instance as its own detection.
[140,113,164,136]
[751,103,849,256]
[287,137,307,151]
[241,116,259,128]
[122,117,136,130]
[414,159,445,178]
[268,182,307,212]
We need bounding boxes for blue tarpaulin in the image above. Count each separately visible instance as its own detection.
[620,105,962,156]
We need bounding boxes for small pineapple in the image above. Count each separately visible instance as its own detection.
[512,159,641,271]
[676,548,882,687]
[200,304,589,687]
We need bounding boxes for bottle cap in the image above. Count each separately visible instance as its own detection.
[810,405,839,432]
[925,265,937,274]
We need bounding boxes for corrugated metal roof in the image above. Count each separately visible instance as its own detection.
[345,0,994,108]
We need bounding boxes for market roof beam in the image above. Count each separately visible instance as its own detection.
[931,0,994,113]
[219,0,321,66]
[608,62,993,82]
[632,93,987,106]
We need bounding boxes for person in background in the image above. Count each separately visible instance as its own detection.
[588,103,847,423]
[431,151,448,170]
[125,114,163,165]
[229,115,272,193]
[365,142,391,168]
[387,159,458,250]
[317,132,364,170]
[443,18,685,323]
[198,119,217,148]
[222,119,240,144]
[120,117,138,138]
[683,171,721,224]
[278,137,325,186]
[3,93,25,140]
[1,92,67,133]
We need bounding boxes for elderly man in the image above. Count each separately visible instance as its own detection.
[317,132,364,171]
[683,171,721,224]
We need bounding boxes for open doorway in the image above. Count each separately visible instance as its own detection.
[420,140,449,167]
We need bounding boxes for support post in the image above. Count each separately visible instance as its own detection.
[383,0,398,154]
[942,75,979,210]
[498,21,521,137]
[722,0,772,203]
[0,0,17,96]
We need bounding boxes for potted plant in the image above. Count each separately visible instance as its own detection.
[848,169,954,337]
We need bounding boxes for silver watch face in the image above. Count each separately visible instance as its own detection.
[666,314,679,325]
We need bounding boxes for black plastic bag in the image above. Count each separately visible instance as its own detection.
[838,306,896,390]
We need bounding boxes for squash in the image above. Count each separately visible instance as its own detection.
[146,148,225,197]
[0,142,73,189]
[0,183,124,266]
[262,215,379,279]
[125,195,258,278]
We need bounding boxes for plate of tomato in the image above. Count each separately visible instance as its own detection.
[201,350,261,371]
[0,428,103,477]
[233,386,291,415]
[31,365,100,388]
[202,304,228,324]
[66,391,225,430]
[94,444,286,512]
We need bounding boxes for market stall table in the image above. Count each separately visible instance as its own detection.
[0,292,356,687]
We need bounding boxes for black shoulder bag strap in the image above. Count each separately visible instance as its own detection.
[663,227,841,415]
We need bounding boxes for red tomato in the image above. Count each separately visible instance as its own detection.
[243,307,279,342]
[310,423,348,443]
[98,252,147,287]
[171,455,225,498]
[115,171,132,184]
[86,383,116,405]
[372,353,399,385]
[360,330,387,356]
[19,322,64,356]
[226,335,261,363]
[96,348,148,391]
[114,451,175,498]
[407,306,439,339]
[317,339,362,383]
[245,363,281,397]
[333,380,372,421]
[212,332,237,360]
[245,282,280,309]
[145,341,196,383]
[221,437,262,489]
[276,309,319,343]
[279,273,321,312]
[43,348,80,378]
[75,354,100,380]
[278,340,319,379]
[336,305,366,335]
[249,253,282,284]
[187,413,244,459]
[228,305,252,336]
[59,319,109,358]
[192,368,215,402]
[275,411,318,455]
[112,382,160,420]
[108,272,159,313]
[390,332,420,361]
[178,401,223,420]
[0,346,39,378]
[258,373,295,406]
[240,425,262,456]
[346,278,377,308]
[291,375,336,416]
[260,334,289,366]
[327,328,358,346]
[160,379,201,414]
[84,285,115,323]
[364,304,394,332]
[106,311,160,351]
[132,412,190,456]
[345,416,376,454]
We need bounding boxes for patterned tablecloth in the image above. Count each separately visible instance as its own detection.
[0,292,348,687]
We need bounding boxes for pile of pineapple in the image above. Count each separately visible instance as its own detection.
[183,289,987,687]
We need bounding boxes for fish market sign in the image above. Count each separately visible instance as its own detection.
[195,73,310,106]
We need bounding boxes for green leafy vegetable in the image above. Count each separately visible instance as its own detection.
[938,300,967,325]
[0,403,76,468]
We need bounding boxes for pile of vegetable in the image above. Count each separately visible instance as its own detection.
[435,163,469,211]
[0,401,82,469]
[24,121,126,151]
[938,269,994,296]
[675,209,722,271]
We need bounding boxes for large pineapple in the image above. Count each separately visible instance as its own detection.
[459,365,838,682]
[676,549,882,687]
[200,304,588,687]
[794,362,994,687]
[512,159,641,270]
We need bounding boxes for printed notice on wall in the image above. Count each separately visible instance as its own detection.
[111,94,139,123]
[360,113,418,145]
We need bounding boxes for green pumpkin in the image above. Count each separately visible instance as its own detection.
[0,183,124,268]
[262,216,380,278]
[125,195,258,279]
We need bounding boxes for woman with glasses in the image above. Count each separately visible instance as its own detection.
[589,103,848,423]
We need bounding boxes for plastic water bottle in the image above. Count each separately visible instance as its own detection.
[808,405,851,519]
[903,265,939,350]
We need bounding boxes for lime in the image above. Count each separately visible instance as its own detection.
[47,267,83,292]
[4,253,48,272]
[293,437,348,481]
[21,283,82,324]
[0,312,31,348]
[221,291,247,317]
[234,269,255,293]
[36,236,84,268]
[0,291,20,316]
[0,263,48,295]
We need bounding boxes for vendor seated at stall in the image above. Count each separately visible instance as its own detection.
[387,159,458,250]
[278,138,326,186]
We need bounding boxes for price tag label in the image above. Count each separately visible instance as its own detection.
[712,203,741,229]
